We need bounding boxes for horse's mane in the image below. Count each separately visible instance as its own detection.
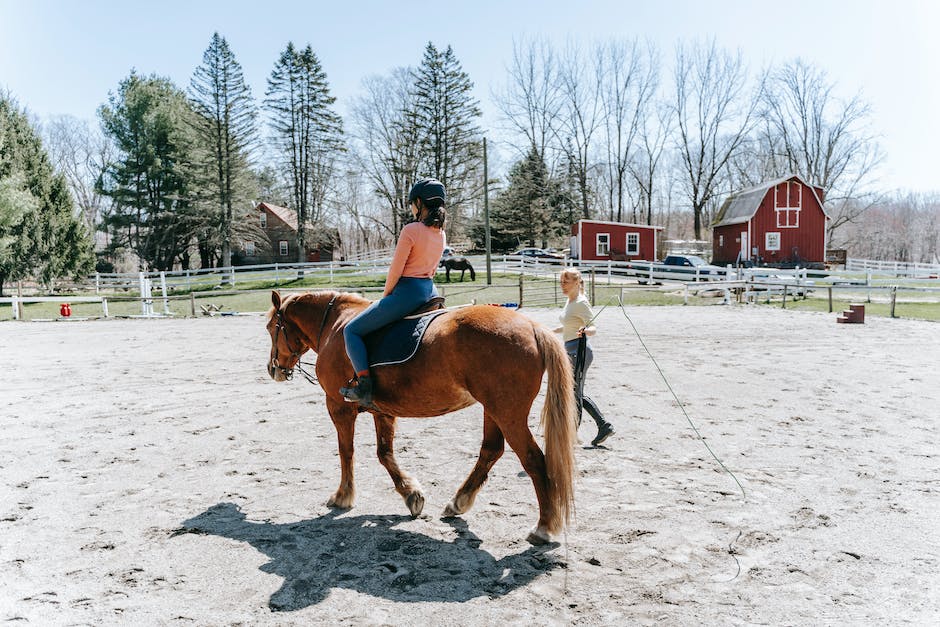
[267,290,371,322]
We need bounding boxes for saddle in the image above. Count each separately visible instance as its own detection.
[364,296,447,368]
[405,296,445,318]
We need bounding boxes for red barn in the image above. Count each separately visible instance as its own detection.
[711,174,829,268]
[570,220,663,261]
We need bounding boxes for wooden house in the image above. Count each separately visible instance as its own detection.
[238,202,334,265]
[711,175,829,268]
[570,220,663,261]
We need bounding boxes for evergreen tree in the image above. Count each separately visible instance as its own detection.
[98,73,196,270]
[189,32,258,267]
[409,43,483,237]
[0,94,93,295]
[265,43,343,262]
[488,147,564,249]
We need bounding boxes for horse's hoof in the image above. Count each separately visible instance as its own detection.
[442,501,462,517]
[327,493,354,509]
[405,491,425,517]
[526,526,552,545]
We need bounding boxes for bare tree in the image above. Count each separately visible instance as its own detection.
[759,59,883,240]
[630,98,674,226]
[349,68,421,240]
[556,41,605,219]
[43,115,114,234]
[673,40,761,239]
[493,36,563,162]
[597,39,659,223]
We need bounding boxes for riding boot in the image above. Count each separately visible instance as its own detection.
[340,374,373,407]
[583,395,614,446]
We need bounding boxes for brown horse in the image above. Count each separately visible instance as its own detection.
[266,290,576,544]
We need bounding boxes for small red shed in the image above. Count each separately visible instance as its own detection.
[570,220,663,261]
[711,174,829,268]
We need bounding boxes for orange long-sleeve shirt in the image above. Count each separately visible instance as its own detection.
[383,222,446,296]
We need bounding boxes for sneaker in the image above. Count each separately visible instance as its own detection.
[340,375,373,406]
[591,422,614,446]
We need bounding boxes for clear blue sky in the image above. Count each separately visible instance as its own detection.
[2,0,937,193]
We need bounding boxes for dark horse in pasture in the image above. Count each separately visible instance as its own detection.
[266,290,576,544]
[440,256,476,282]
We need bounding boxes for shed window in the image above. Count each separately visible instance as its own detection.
[626,232,640,255]
[244,241,255,256]
[260,212,267,228]
[279,240,289,256]
[596,233,610,256]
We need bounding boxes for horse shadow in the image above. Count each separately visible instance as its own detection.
[177,503,561,612]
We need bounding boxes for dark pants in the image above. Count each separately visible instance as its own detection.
[564,339,607,427]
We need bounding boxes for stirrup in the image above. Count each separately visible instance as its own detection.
[340,376,374,408]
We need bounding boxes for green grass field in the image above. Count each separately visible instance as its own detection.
[3,273,938,322]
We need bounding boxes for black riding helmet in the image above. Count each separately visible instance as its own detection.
[408,178,446,205]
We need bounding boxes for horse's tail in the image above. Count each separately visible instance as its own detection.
[534,324,577,534]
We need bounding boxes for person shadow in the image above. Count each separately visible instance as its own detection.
[177,503,562,612]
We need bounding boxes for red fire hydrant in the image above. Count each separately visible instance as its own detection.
[60,303,72,317]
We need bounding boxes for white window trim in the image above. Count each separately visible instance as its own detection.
[260,212,267,228]
[765,232,781,251]
[626,232,640,255]
[596,233,610,256]
[774,182,801,228]
[245,241,256,256]
[279,240,289,256]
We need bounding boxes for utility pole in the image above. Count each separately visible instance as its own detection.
[483,137,492,285]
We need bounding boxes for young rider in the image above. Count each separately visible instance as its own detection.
[340,179,447,406]
[554,268,615,446]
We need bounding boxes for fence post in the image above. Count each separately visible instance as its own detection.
[518,274,524,308]
[231,267,236,288]
[890,286,897,318]
[867,271,872,303]
[275,263,280,285]
[590,268,596,304]
[101,297,109,318]
[828,287,833,313]
[782,285,788,308]
[11,296,19,320]
[190,292,196,317]
[160,271,169,314]
[95,272,100,295]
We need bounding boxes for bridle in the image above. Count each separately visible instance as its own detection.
[270,294,338,382]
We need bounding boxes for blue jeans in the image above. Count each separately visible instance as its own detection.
[344,277,438,374]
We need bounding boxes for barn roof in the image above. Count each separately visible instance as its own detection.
[257,202,298,231]
[712,174,827,228]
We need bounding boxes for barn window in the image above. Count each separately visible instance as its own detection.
[719,235,724,247]
[260,212,267,228]
[244,241,255,256]
[626,232,640,255]
[279,240,289,256]
[775,181,801,228]
[596,233,610,256]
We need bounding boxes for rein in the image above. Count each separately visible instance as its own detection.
[270,294,338,383]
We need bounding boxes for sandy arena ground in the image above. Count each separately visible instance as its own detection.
[1,303,938,625]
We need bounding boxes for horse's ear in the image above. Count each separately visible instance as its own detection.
[271,290,282,309]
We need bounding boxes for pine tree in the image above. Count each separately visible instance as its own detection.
[409,43,483,237]
[489,147,564,249]
[0,94,94,295]
[98,73,196,271]
[265,43,343,262]
[189,32,258,267]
